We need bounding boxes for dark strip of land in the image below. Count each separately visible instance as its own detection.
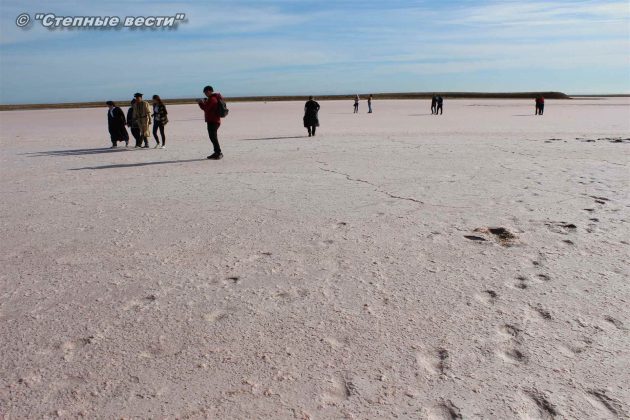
[0,91,572,111]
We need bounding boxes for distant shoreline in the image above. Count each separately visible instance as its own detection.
[1,91,627,111]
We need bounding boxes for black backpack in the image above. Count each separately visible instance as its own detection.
[215,94,229,118]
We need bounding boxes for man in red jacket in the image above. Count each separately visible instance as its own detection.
[198,85,224,160]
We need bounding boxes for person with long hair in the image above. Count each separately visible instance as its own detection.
[152,95,168,149]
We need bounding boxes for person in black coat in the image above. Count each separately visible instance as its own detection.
[106,101,129,148]
[436,95,443,115]
[303,96,320,137]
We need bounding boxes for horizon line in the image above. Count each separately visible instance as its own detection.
[2,91,630,111]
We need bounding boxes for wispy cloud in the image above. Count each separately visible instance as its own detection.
[445,1,629,26]
[1,0,629,103]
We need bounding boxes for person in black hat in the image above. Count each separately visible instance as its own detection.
[132,93,151,148]
[106,101,129,148]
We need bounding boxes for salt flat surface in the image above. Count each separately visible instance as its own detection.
[1,99,629,419]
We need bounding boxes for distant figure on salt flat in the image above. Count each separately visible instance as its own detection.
[431,95,437,114]
[303,96,320,137]
[132,93,152,148]
[436,95,443,115]
[535,95,545,115]
[127,99,141,147]
[353,95,359,113]
[106,101,129,148]
[198,85,225,160]
[151,95,168,149]
[368,95,373,113]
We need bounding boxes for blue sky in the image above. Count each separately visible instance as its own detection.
[1,0,629,104]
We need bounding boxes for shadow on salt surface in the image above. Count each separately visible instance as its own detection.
[239,135,308,141]
[24,147,131,157]
[70,158,207,170]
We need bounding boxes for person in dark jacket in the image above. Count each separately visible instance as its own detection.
[152,95,168,149]
[303,96,320,137]
[197,85,225,160]
[431,95,437,114]
[436,95,443,115]
[367,94,373,113]
[126,99,141,147]
[535,96,545,115]
[106,101,129,148]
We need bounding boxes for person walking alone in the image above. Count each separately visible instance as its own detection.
[367,94,373,113]
[303,96,320,137]
[106,101,129,148]
[198,85,225,160]
[151,95,168,149]
[353,95,359,113]
[132,93,152,148]
[535,95,545,115]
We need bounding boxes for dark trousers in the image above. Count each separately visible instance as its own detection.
[207,122,221,154]
[130,126,142,147]
[153,122,165,145]
[538,104,544,115]
[437,104,443,114]
[307,126,317,136]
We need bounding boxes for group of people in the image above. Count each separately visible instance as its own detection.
[106,93,168,149]
[535,96,545,115]
[108,88,548,160]
[431,95,444,115]
[353,95,374,113]
[107,86,225,159]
